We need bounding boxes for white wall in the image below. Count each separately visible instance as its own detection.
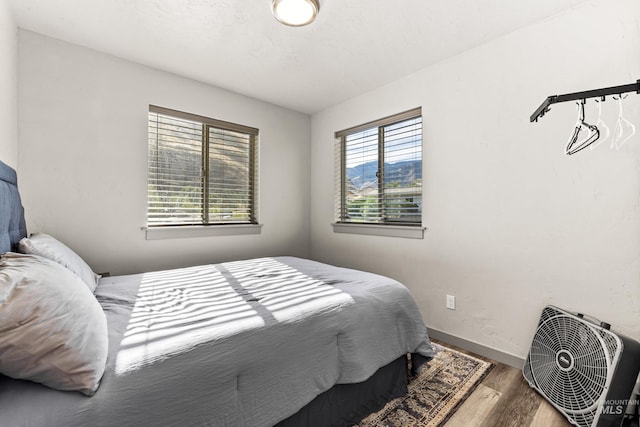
[0,0,17,168]
[310,0,640,360]
[18,30,311,275]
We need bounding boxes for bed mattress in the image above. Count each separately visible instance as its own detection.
[0,256,433,427]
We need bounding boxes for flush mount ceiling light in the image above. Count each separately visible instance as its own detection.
[271,0,319,27]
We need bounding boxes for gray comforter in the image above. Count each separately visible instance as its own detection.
[0,256,434,427]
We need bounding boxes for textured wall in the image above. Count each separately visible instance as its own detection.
[18,31,311,275]
[310,0,640,359]
[0,0,17,168]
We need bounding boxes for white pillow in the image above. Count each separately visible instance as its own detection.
[0,252,108,396]
[18,232,100,292]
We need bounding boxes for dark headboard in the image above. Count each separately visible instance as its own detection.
[0,160,27,253]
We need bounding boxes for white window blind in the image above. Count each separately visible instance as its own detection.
[148,106,258,227]
[335,108,422,226]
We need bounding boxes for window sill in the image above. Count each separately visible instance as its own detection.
[144,224,262,240]
[332,223,425,239]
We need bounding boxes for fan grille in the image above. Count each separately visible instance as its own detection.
[524,307,620,427]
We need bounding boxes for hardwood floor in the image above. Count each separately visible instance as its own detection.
[444,362,571,427]
[435,340,572,427]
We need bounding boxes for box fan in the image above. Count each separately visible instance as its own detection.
[523,305,640,427]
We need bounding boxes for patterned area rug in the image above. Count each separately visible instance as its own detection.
[354,343,493,427]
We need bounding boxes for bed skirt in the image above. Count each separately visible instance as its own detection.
[276,353,429,427]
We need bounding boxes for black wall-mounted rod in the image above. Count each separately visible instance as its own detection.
[530,79,640,123]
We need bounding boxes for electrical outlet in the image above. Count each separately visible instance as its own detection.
[446,294,456,310]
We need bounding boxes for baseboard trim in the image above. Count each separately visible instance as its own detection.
[427,328,525,369]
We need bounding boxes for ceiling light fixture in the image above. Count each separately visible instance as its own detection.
[271,0,319,27]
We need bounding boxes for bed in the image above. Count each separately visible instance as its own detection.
[0,159,435,427]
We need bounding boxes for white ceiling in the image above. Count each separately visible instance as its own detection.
[9,0,589,114]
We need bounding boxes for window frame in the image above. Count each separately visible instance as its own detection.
[145,105,260,239]
[333,107,425,239]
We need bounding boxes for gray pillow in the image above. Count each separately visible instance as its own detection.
[0,252,108,396]
[17,232,100,292]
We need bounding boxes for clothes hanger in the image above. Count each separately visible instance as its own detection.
[612,94,636,150]
[566,99,600,155]
[589,97,610,151]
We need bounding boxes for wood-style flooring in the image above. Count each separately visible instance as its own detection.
[437,340,572,427]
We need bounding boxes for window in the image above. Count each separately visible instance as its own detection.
[334,108,423,237]
[147,105,258,228]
